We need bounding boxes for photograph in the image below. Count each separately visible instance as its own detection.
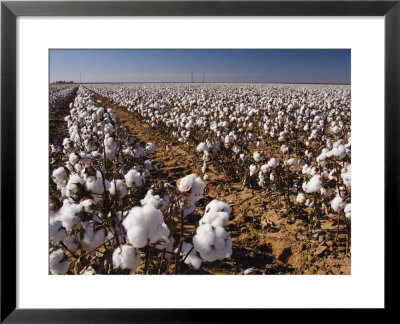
[49,49,351,275]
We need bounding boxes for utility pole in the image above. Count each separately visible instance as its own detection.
[203,73,205,83]
[191,71,193,83]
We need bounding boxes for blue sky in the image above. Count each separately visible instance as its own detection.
[50,49,350,84]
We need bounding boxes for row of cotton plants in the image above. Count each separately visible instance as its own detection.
[49,86,233,275]
[49,84,78,110]
[86,83,351,250]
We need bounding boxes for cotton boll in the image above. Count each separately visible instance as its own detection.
[331,195,346,213]
[261,164,270,173]
[145,142,155,154]
[341,165,351,187]
[123,204,166,248]
[183,202,196,217]
[81,199,95,213]
[303,175,323,194]
[62,234,79,253]
[79,152,91,167]
[296,193,306,204]
[104,136,117,161]
[124,223,147,249]
[205,200,232,216]
[49,249,69,275]
[112,244,141,271]
[200,211,230,227]
[74,163,83,173]
[124,169,145,188]
[82,267,95,275]
[65,162,74,172]
[49,220,66,243]
[192,223,215,255]
[84,171,105,201]
[249,164,258,177]
[196,142,207,152]
[175,242,202,270]
[65,174,84,198]
[286,158,299,168]
[268,158,279,168]
[108,180,127,198]
[144,160,153,170]
[192,224,232,262]
[69,153,79,165]
[59,202,83,230]
[52,167,67,185]
[178,174,204,203]
[81,226,105,253]
[140,190,169,211]
[253,152,263,162]
[159,195,170,212]
[344,203,351,218]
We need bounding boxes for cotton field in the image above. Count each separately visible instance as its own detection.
[49,83,351,275]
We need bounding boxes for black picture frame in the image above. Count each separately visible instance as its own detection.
[1,0,399,321]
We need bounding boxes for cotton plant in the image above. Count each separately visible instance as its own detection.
[49,86,158,275]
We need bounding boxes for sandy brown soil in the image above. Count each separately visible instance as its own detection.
[86,89,351,275]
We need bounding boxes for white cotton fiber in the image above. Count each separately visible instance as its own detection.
[104,137,117,161]
[62,234,79,253]
[108,179,127,198]
[341,165,351,187]
[205,200,232,216]
[141,189,160,208]
[249,164,258,177]
[268,157,279,168]
[49,249,69,275]
[69,153,79,165]
[344,203,351,218]
[144,160,153,170]
[192,223,232,262]
[296,193,306,204]
[123,204,167,248]
[52,167,67,185]
[81,226,105,253]
[58,201,83,230]
[125,169,145,188]
[253,152,263,162]
[65,174,84,198]
[81,199,95,213]
[183,202,196,217]
[196,142,207,152]
[82,267,95,275]
[49,220,66,243]
[145,142,155,154]
[178,174,204,203]
[260,164,270,173]
[331,195,346,213]
[112,244,141,271]
[199,211,230,227]
[84,171,105,201]
[175,242,202,270]
[303,174,323,193]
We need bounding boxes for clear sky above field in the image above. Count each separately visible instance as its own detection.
[50,49,351,84]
